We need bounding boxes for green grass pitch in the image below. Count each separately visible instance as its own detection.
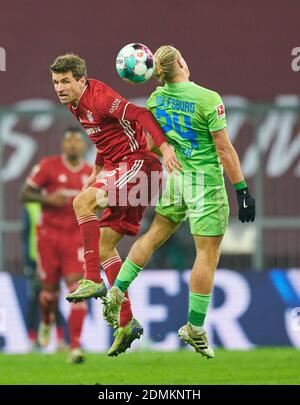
[1,348,299,385]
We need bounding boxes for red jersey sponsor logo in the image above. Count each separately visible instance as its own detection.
[216,104,225,118]
[85,126,101,136]
[109,98,121,113]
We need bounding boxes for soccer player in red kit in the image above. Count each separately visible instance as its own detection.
[50,53,181,356]
[20,128,91,363]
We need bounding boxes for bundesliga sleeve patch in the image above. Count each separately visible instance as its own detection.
[215,104,225,119]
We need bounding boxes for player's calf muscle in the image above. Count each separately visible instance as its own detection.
[129,232,163,266]
[100,246,118,263]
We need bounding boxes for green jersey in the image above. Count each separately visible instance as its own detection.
[147,81,226,185]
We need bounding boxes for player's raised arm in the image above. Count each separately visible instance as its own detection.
[125,103,182,172]
[101,90,181,173]
[211,127,255,223]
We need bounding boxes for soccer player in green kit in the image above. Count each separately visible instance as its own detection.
[103,45,255,358]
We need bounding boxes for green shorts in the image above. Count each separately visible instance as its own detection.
[155,172,229,236]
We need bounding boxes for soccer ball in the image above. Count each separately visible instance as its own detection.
[116,43,155,84]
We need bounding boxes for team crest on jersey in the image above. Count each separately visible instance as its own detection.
[216,104,225,119]
[87,110,94,122]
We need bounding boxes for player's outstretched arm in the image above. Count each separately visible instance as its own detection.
[211,128,255,223]
[124,103,182,173]
[144,130,162,156]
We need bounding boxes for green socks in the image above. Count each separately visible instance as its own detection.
[114,258,143,293]
[114,260,212,328]
[188,292,211,327]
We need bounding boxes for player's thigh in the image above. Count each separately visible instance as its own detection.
[188,183,229,237]
[73,186,108,215]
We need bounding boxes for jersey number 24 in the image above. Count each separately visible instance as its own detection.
[155,108,199,150]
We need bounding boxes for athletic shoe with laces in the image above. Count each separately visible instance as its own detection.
[102,286,125,328]
[37,322,52,347]
[66,279,107,302]
[68,348,86,364]
[178,323,214,359]
[107,318,144,357]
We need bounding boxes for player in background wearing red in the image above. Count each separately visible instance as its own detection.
[20,128,91,363]
[50,53,181,356]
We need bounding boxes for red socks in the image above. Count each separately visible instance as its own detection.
[102,256,133,327]
[78,215,102,283]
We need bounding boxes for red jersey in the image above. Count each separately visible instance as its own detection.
[26,155,92,231]
[68,79,164,167]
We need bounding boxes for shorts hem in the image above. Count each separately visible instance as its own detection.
[155,209,185,224]
[190,229,227,237]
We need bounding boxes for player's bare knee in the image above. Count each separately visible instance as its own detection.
[95,188,108,209]
[73,188,98,216]
[73,195,92,216]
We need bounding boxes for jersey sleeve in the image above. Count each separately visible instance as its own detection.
[26,158,51,189]
[206,92,227,132]
[95,84,166,147]
[94,85,130,120]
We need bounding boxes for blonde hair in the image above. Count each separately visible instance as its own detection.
[154,45,181,82]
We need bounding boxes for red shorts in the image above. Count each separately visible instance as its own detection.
[93,153,162,236]
[37,226,85,286]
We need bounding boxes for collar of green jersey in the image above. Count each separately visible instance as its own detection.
[164,81,193,89]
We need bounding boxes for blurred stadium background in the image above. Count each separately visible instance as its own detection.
[0,0,300,366]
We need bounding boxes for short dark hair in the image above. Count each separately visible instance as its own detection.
[50,53,87,80]
[63,127,84,138]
